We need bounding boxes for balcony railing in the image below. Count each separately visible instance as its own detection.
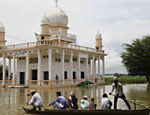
[50,34,76,43]
[0,78,105,87]
[0,40,104,54]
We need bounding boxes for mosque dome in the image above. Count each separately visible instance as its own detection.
[96,31,102,39]
[0,22,5,32]
[41,13,49,25]
[47,7,68,27]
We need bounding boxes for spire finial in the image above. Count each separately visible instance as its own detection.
[96,29,102,39]
[54,0,58,7]
[0,21,3,26]
[97,29,100,34]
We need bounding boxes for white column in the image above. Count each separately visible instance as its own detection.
[78,54,80,80]
[70,51,73,84]
[102,57,105,78]
[48,49,52,81]
[8,58,11,80]
[25,51,29,86]
[92,55,95,80]
[98,57,100,79]
[16,58,18,85]
[62,50,64,84]
[90,59,92,79]
[12,55,16,86]
[38,49,41,85]
[2,54,6,85]
[86,58,88,80]
[94,59,96,79]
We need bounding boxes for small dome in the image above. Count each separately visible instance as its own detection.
[41,13,49,25]
[96,31,102,39]
[47,7,68,26]
[0,22,5,32]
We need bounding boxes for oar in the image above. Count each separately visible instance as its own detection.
[17,105,27,108]
[110,94,150,110]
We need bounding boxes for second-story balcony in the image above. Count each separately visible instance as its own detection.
[50,33,76,43]
[0,40,105,56]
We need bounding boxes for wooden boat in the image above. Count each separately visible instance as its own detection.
[23,107,150,115]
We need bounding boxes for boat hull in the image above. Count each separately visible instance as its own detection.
[23,107,149,115]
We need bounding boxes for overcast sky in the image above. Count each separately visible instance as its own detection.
[0,0,150,74]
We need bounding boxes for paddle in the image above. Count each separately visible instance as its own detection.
[109,93,150,110]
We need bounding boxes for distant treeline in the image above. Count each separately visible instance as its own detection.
[105,76,147,85]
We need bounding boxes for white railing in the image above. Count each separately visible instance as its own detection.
[0,40,104,53]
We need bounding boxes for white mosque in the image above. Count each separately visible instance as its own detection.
[0,0,106,88]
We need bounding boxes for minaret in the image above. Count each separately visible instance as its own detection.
[0,21,6,45]
[95,31,103,50]
[40,13,51,40]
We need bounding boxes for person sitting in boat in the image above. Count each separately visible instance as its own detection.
[27,89,43,111]
[109,77,131,110]
[101,93,112,110]
[80,95,90,110]
[68,91,78,109]
[89,98,97,110]
[49,92,68,109]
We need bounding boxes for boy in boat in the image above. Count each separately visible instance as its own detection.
[109,77,131,110]
[89,98,97,110]
[80,95,90,110]
[27,90,43,111]
[49,92,68,109]
[101,93,112,110]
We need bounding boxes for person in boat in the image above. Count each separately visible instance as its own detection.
[109,77,131,110]
[68,91,78,109]
[27,89,43,111]
[49,92,68,109]
[101,93,112,110]
[80,95,90,110]
[89,98,97,110]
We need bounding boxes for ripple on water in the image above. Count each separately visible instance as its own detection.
[0,84,150,114]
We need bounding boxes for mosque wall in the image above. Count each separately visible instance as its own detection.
[52,53,62,80]
[49,27,67,36]
[16,52,90,83]
[0,33,5,45]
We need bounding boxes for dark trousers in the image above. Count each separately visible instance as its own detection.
[114,94,131,110]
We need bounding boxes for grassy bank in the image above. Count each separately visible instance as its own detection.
[105,76,147,85]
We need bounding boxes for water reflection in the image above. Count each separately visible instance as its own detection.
[0,84,149,115]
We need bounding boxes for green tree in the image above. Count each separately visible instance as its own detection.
[121,36,150,84]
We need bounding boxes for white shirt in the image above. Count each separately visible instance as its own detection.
[112,83,123,96]
[101,98,110,110]
[28,92,43,107]
[81,100,90,110]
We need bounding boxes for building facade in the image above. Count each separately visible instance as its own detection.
[0,1,107,88]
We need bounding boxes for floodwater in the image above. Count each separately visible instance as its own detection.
[0,84,150,115]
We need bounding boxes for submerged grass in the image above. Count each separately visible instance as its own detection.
[105,76,147,85]
[77,81,94,87]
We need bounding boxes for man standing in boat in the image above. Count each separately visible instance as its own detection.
[27,90,44,111]
[109,77,131,110]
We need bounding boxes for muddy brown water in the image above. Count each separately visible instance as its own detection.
[0,84,150,115]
